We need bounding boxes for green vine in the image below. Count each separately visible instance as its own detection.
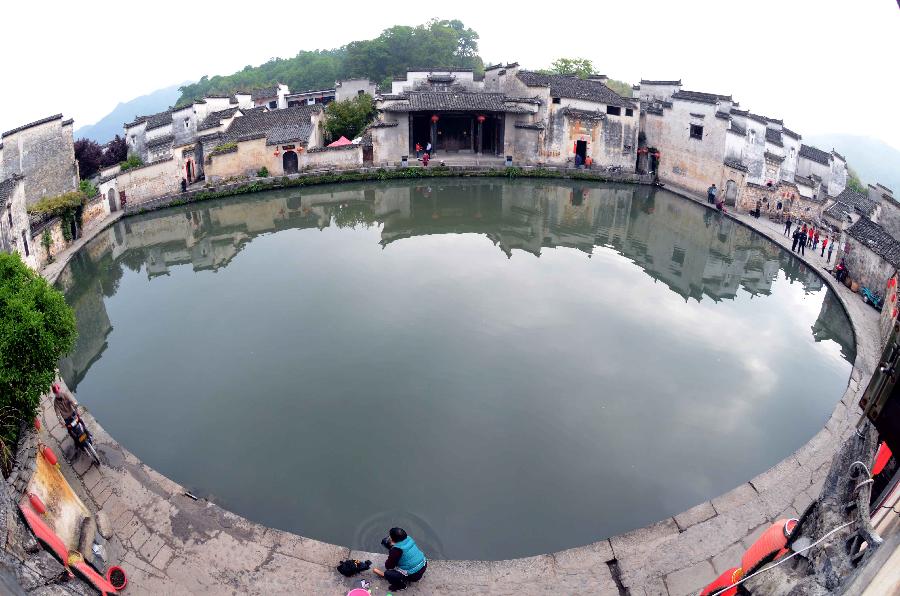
[41,229,53,262]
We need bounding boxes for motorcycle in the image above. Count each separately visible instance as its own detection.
[61,412,101,466]
[861,286,884,311]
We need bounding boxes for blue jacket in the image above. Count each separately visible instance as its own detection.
[393,536,426,575]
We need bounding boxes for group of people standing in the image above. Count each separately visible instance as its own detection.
[415,142,433,166]
[707,184,726,212]
[784,218,834,261]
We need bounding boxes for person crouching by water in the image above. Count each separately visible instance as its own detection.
[373,527,427,591]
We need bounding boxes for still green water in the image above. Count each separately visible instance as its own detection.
[59,179,854,560]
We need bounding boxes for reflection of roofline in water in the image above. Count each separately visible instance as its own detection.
[63,180,857,387]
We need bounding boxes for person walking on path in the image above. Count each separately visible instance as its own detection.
[415,142,422,159]
[707,184,718,205]
[799,230,807,255]
[807,226,814,248]
[827,238,835,263]
[813,229,819,250]
[425,141,432,157]
[792,228,801,253]
[821,235,829,257]
[784,217,792,236]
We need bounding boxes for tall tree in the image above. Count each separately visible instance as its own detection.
[324,94,377,142]
[101,135,128,167]
[74,138,103,179]
[548,57,595,79]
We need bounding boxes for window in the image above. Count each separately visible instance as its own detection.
[749,130,756,144]
[268,100,277,109]
[21,230,29,257]
[606,105,621,116]
[790,147,795,159]
[552,97,561,104]
[671,247,685,266]
[625,108,633,117]
[690,124,704,140]
[6,205,11,228]
[184,118,190,129]
[358,90,366,96]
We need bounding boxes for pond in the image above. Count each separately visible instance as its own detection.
[58,179,855,560]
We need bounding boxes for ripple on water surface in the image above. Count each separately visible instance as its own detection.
[58,179,855,559]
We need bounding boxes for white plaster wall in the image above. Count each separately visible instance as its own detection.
[335,79,376,102]
[116,158,180,204]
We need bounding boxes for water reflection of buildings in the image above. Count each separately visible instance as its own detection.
[58,181,847,388]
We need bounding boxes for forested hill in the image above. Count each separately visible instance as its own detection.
[176,20,483,105]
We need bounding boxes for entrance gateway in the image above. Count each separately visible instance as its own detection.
[410,112,504,155]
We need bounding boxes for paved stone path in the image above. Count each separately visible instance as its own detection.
[30,182,883,595]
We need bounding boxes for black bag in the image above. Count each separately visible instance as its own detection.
[336,559,372,577]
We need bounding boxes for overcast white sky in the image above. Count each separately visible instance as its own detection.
[4,1,898,150]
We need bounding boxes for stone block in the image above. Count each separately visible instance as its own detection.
[711,483,757,515]
[138,533,166,562]
[632,576,669,595]
[276,533,349,567]
[674,501,716,531]
[553,539,613,571]
[151,543,174,570]
[741,522,770,550]
[665,560,716,596]
[490,554,556,585]
[750,456,800,493]
[793,427,834,470]
[610,518,679,560]
[711,541,745,575]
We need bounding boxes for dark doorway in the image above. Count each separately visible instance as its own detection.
[411,115,431,154]
[575,140,587,163]
[479,116,500,155]
[363,145,373,164]
[186,160,194,183]
[283,151,298,174]
[725,180,737,206]
[437,116,473,152]
[107,188,117,212]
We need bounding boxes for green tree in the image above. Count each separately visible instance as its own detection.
[324,94,376,142]
[548,57,595,79]
[0,252,77,466]
[848,167,866,194]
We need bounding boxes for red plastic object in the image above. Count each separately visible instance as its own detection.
[41,445,58,466]
[874,442,893,476]
[28,493,47,515]
[107,565,128,591]
[34,417,42,431]
[741,519,797,575]
[18,502,68,565]
[700,566,742,596]
[72,560,118,595]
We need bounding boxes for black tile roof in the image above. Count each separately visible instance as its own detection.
[836,188,877,216]
[514,121,545,130]
[124,116,149,128]
[516,71,635,108]
[265,124,313,146]
[145,110,173,131]
[799,144,831,166]
[0,174,23,205]
[724,159,748,172]
[62,118,74,127]
[197,107,241,131]
[2,114,63,138]
[146,134,174,149]
[671,90,731,105]
[764,151,785,163]
[729,122,746,136]
[224,105,322,144]
[765,128,783,147]
[640,79,681,85]
[368,121,399,128]
[824,201,852,221]
[782,127,800,140]
[408,92,508,111]
[794,174,816,187]
[832,149,846,161]
[560,107,607,121]
[715,111,731,120]
[250,86,280,100]
[847,217,900,268]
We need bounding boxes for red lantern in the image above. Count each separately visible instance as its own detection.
[274,151,280,157]
[34,417,41,431]
[476,115,486,123]
[431,115,439,123]
[29,493,47,515]
[41,445,57,466]
[889,278,897,289]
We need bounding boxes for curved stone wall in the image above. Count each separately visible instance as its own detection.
[14,173,879,595]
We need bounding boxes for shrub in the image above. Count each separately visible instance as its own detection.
[257,166,270,178]
[79,179,98,198]
[0,252,77,472]
[210,142,238,156]
[119,154,144,171]
[41,229,53,263]
[27,191,86,218]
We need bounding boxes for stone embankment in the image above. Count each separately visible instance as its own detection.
[5,171,880,595]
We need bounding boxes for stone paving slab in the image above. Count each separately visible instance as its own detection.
[23,181,881,595]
